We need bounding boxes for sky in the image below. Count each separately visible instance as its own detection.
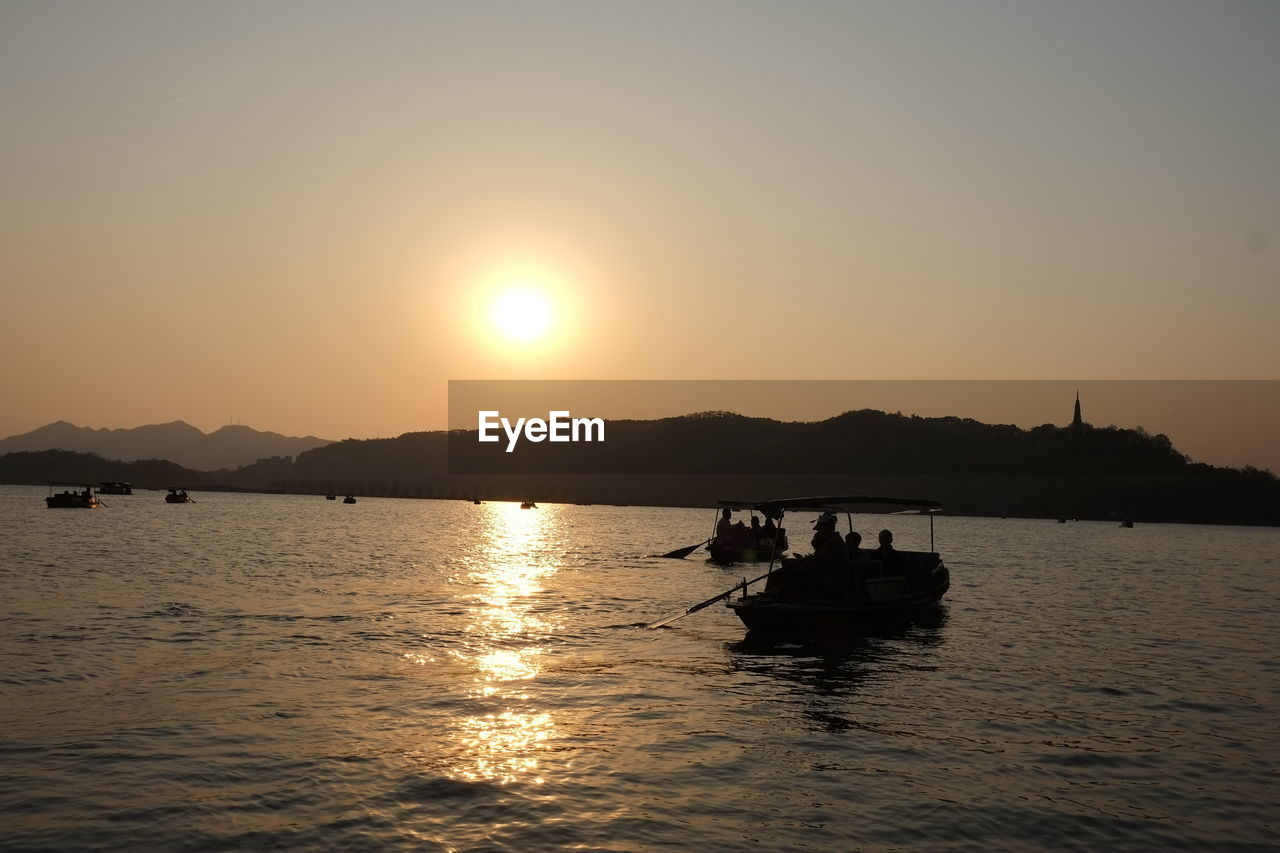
[2,2,1277,468]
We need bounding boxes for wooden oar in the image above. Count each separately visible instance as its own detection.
[646,566,788,628]
[656,538,710,559]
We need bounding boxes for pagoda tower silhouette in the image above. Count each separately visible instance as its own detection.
[1072,390,1083,429]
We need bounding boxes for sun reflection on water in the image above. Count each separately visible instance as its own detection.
[455,710,555,785]
[445,502,561,784]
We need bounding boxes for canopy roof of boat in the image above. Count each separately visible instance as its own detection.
[718,495,942,516]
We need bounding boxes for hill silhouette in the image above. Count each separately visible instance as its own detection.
[0,420,330,470]
[0,450,210,490]
[3,410,1276,524]
[444,409,1200,476]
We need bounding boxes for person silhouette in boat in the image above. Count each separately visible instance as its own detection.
[715,508,749,546]
[845,530,864,559]
[716,508,734,542]
[749,515,763,546]
[810,513,847,564]
[771,512,848,599]
[874,529,895,556]
[873,528,901,574]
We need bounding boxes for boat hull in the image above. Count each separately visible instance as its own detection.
[707,536,788,563]
[727,561,950,636]
[727,590,945,635]
[46,494,99,508]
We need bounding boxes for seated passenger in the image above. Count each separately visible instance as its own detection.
[845,530,864,559]
[715,508,734,542]
[874,528,901,572]
[811,513,848,566]
[715,508,750,545]
[771,512,849,600]
[875,528,895,556]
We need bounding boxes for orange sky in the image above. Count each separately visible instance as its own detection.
[2,3,1276,470]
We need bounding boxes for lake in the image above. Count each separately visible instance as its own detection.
[1,485,1277,851]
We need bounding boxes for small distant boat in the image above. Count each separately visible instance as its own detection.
[520,500,536,509]
[1056,516,1067,524]
[1120,518,1134,528]
[325,493,337,500]
[343,495,357,504]
[97,481,133,495]
[165,488,193,504]
[720,495,949,637]
[472,498,482,505]
[46,484,99,509]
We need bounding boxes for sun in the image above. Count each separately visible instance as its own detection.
[490,287,554,343]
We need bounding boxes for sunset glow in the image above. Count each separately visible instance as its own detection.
[2,3,1277,462]
[4,4,1280,848]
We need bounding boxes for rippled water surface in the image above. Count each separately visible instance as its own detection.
[1,486,1277,851]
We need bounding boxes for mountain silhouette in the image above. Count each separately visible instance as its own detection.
[0,420,330,469]
[2,410,1276,524]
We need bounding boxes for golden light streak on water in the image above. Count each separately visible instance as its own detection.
[445,501,561,784]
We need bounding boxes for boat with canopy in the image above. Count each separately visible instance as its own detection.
[46,483,100,508]
[722,495,948,635]
[706,500,790,563]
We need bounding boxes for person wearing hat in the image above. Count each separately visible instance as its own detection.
[769,511,849,600]
[811,513,848,566]
[809,512,840,551]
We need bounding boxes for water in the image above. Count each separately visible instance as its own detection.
[1,485,1277,852]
